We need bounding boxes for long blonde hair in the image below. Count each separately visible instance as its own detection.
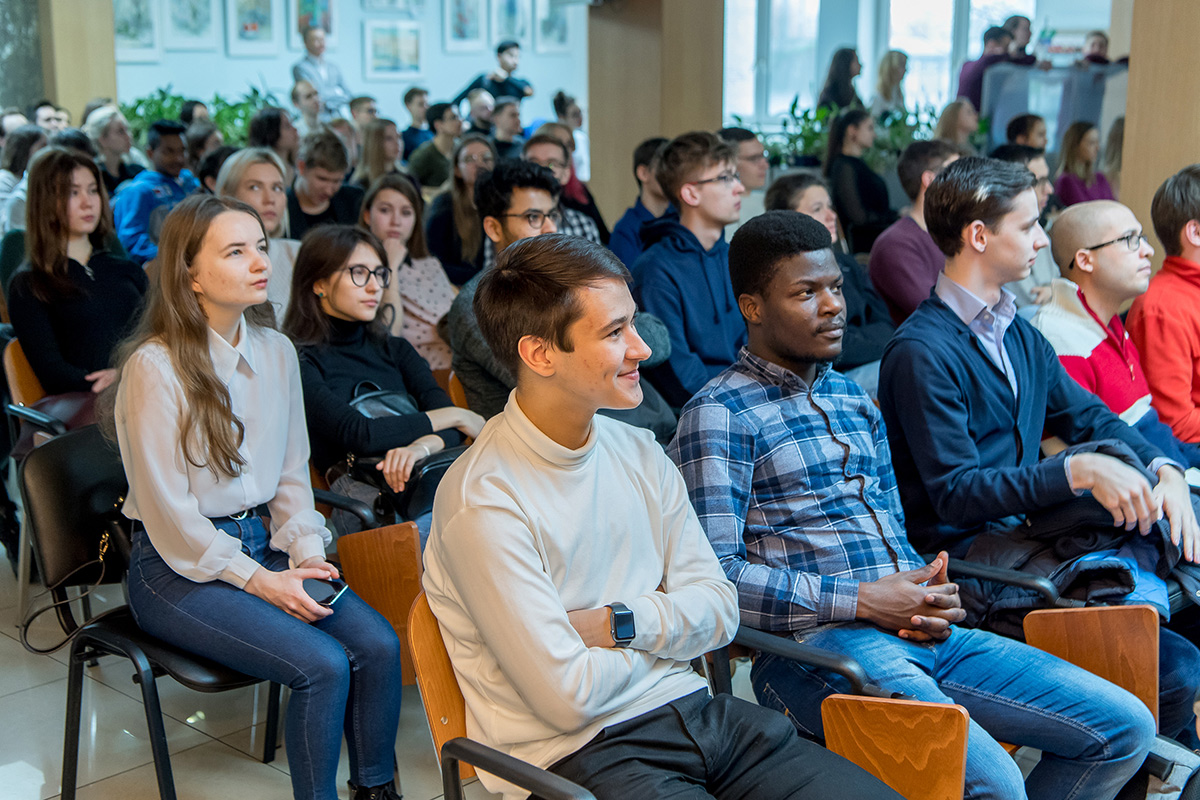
[108,195,275,479]
[934,100,974,145]
[875,51,907,110]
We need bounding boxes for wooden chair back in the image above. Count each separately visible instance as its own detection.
[432,368,452,395]
[4,339,45,407]
[1024,604,1160,726]
[409,592,474,779]
[337,522,422,686]
[822,694,969,800]
[448,372,469,409]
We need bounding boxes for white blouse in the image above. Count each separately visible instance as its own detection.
[115,318,330,588]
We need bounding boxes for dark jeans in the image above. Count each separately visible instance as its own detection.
[127,518,403,800]
[539,689,903,800]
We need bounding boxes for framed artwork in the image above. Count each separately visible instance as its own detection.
[113,0,162,63]
[226,0,283,57]
[164,0,220,50]
[490,0,530,47]
[533,0,567,54]
[362,0,423,14]
[289,0,337,50]
[443,0,485,53]
[364,19,421,80]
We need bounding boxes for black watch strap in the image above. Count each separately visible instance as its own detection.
[607,601,635,647]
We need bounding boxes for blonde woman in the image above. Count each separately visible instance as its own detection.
[933,99,979,153]
[82,105,143,196]
[871,50,908,120]
[350,118,405,190]
[215,147,300,316]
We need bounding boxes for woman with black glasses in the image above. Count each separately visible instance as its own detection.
[283,225,483,537]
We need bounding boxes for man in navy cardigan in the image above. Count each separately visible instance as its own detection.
[880,156,1200,747]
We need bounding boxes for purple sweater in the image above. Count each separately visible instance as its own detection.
[1055,171,1116,206]
[868,216,946,325]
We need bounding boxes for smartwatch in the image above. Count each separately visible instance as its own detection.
[607,602,635,647]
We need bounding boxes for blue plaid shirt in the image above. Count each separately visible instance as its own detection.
[669,348,926,633]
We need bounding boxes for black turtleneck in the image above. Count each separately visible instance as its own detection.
[296,316,463,471]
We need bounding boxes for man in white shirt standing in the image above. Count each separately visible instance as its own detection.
[292,27,352,119]
[421,233,902,800]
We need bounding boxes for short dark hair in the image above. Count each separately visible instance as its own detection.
[1002,15,1030,32]
[0,124,47,175]
[1151,165,1200,258]
[350,96,376,114]
[897,139,960,201]
[632,136,668,188]
[29,99,55,117]
[494,96,520,117]
[1005,113,1044,144]
[984,25,1012,45]
[718,126,757,143]
[180,100,206,126]
[147,119,186,151]
[522,133,569,163]
[427,102,454,132]
[475,234,631,376]
[496,39,520,56]
[474,158,561,222]
[729,210,833,299]
[989,143,1044,166]
[298,129,349,173]
[247,107,287,149]
[656,131,737,206]
[47,128,96,157]
[198,145,240,188]
[403,86,427,106]
[764,171,826,212]
[925,157,1036,256]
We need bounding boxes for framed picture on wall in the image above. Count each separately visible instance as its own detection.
[226,0,284,57]
[164,0,220,50]
[362,0,423,14]
[444,0,486,53]
[490,0,530,48]
[533,0,566,54]
[364,19,421,80]
[289,0,337,50]
[114,0,163,63]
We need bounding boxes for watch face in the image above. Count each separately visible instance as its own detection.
[612,607,636,642]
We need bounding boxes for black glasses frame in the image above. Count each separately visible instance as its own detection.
[343,265,391,288]
[1084,232,1148,252]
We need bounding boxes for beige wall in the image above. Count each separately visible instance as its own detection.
[38,0,117,123]
[1122,0,1200,268]
[1109,0,1134,59]
[588,0,724,224]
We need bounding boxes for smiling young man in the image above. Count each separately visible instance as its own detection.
[423,232,901,800]
[670,210,1156,800]
[285,129,364,241]
[112,119,198,264]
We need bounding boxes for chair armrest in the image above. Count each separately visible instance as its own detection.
[732,627,899,699]
[944,557,1068,607]
[440,738,596,800]
[312,489,378,531]
[6,403,67,436]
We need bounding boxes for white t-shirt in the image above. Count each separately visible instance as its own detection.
[422,392,738,798]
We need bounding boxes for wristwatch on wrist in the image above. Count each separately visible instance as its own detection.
[607,602,635,647]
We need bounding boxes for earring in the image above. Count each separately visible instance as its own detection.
[317,291,325,297]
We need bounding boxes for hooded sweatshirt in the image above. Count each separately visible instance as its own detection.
[112,168,199,264]
[632,217,746,407]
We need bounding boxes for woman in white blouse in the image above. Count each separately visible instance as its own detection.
[112,194,402,800]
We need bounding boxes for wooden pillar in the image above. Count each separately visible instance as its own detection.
[38,0,118,123]
[1122,0,1200,268]
[587,0,724,224]
[1108,0,1134,60]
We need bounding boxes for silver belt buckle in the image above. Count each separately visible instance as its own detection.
[230,509,251,520]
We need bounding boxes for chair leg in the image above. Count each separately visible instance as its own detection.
[61,643,86,800]
[130,651,178,800]
[263,681,281,764]
[15,516,30,625]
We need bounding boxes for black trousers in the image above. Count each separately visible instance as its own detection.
[537,690,902,800]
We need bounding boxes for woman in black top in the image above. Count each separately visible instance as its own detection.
[283,226,483,530]
[423,134,495,286]
[817,48,864,112]
[824,108,896,253]
[7,147,147,394]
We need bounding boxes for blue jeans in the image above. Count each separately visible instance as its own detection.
[751,624,1155,800]
[128,518,403,800]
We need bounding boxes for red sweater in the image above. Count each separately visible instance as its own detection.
[1128,256,1200,442]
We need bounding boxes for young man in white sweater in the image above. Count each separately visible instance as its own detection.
[421,233,901,800]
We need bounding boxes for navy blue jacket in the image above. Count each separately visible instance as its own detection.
[632,217,746,408]
[879,294,1165,555]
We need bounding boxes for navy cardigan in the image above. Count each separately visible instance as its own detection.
[879,294,1165,555]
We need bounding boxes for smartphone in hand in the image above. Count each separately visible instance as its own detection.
[302,577,349,607]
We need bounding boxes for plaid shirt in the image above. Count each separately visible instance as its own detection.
[669,349,925,633]
[481,208,601,271]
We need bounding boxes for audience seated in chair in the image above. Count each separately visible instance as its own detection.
[360,173,456,370]
[423,133,495,287]
[423,232,904,800]
[407,102,461,191]
[1055,122,1116,207]
[81,106,143,197]
[608,136,671,269]
[285,129,364,241]
[1129,165,1200,445]
[444,159,677,441]
[350,118,406,191]
[765,171,894,396]
[8,147,145,395]
[991,144,1057,308]
[532,122,609,244]
[489,96,525,161]
[878,156,1200,748]
[111,119,198,264]
[400,86,433,161]
[1033,200,1200,469]
[111,194,403,800]
[719,126,769,237]
[247,107,299,188]
[631,131,747,408]
[824,108,897,253]
[669,209,1157,800]
[868,140,959,324]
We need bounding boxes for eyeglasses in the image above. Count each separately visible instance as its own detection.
[341,265,391,287]
[527,158,568,172]
[690,171,742,187]
[1084,231,1149,252]
[460,153,495,166]
[501,207,563,229]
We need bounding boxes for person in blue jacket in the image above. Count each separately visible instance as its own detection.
[632,131,747,408]
[112,119,199,265]
[609,136,671,268]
